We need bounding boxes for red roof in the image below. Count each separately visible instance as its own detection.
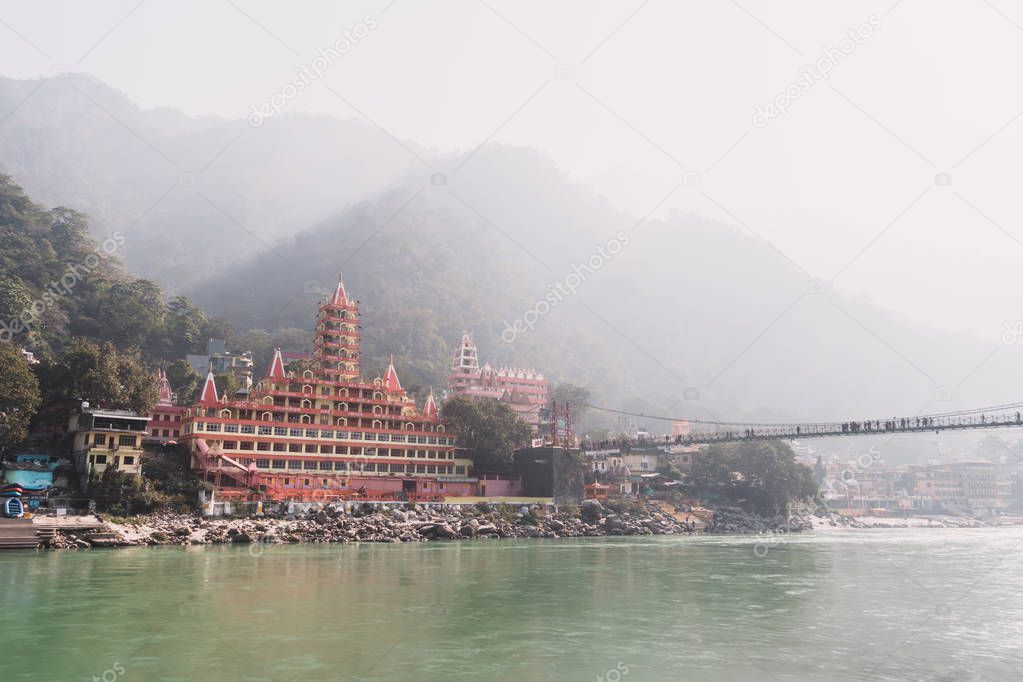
[266,348,286,382]
[330,274,347,306]
[198,372,219,407]
[424,390,438,420]
[384,359,402,392]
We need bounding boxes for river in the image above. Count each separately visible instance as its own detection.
[2,527,1022,681]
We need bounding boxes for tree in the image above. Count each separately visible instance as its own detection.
[0,342,41,450]
[552,382,591,418]
[688,441,818,515]
[214,373,238,400]
[36,338,158,414]
[441,395,532,474]
[165,358,201,403]
[163,296,209,353]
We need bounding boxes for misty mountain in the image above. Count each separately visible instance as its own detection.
[0,75,419,288]
[3,75,1018,451]
[190,143,1022,445]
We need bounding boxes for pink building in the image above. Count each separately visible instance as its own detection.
[447,333,549,429]
[147,369,185,443]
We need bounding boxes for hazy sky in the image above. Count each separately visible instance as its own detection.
[3,0,1023,344]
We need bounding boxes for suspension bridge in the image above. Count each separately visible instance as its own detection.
[580,402,1023,448]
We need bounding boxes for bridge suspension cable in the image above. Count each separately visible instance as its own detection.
[582,401,1023,430]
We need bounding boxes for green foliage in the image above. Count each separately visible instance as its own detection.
[441,395,532,474]
[165,358,201,403]
[0,342,42,449]
[688,441,818,516]
[657,461,684,480]
[141,449,209,508]
[35,338,158,414]
[0,175,221,364]
[213,373,239,400]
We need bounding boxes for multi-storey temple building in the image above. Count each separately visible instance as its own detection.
[182,275,477,502]
[447,333,549,429]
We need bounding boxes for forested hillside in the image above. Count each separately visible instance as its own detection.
[0,175,220,364]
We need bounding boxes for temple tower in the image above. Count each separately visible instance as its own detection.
[312,273,361,381]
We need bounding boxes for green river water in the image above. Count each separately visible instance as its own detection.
[1,528,1022,681]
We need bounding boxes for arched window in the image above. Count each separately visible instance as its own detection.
[338,402,348,412]
[437,425,445,433]
[405,422,415,431]
[372,419,382,429]
[300,414,311,424]
[301,399,312,409]
[261,411,272,421]
[303,384,313,394]
[372,405,383,415]
[302,370,314,379]
[219,409,232,418]
[336,417,347,426]
[263,396,273,405]
[373,391,384,400]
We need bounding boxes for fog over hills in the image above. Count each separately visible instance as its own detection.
[0,75,418,286]
[2,74,1019,448]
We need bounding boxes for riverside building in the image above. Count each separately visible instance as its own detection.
[181,274,477,502]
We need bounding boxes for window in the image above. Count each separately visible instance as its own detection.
[273,459,286,469]
[223,441,237,450]
[364,463,376,472]
[304,444,317,453]
[118,435,136,447]
[320,445,333,454]
[319,461,332,470]
[416,465,425,473]
[224,424,239,433]
[455,466,466,475]
[241,425,255,434]
[255,459,270,469]
[280,428,292,436]
[427,465,436,474]
[256,442,269,451]
[335,431,349,439]
[288,443,301,452]
[391,464,405,473]
[288,461,302,470]
[122,456,135,465]
[334,462,348,471]
[304,461,318,470]
[258,426,272,435]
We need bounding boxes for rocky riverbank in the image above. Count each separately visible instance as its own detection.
[38,503,1002,549]
[44,500,702,549]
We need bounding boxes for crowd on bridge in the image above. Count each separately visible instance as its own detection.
[580,410,1023,450]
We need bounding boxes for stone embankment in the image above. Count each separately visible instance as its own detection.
[44,500,700,548]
